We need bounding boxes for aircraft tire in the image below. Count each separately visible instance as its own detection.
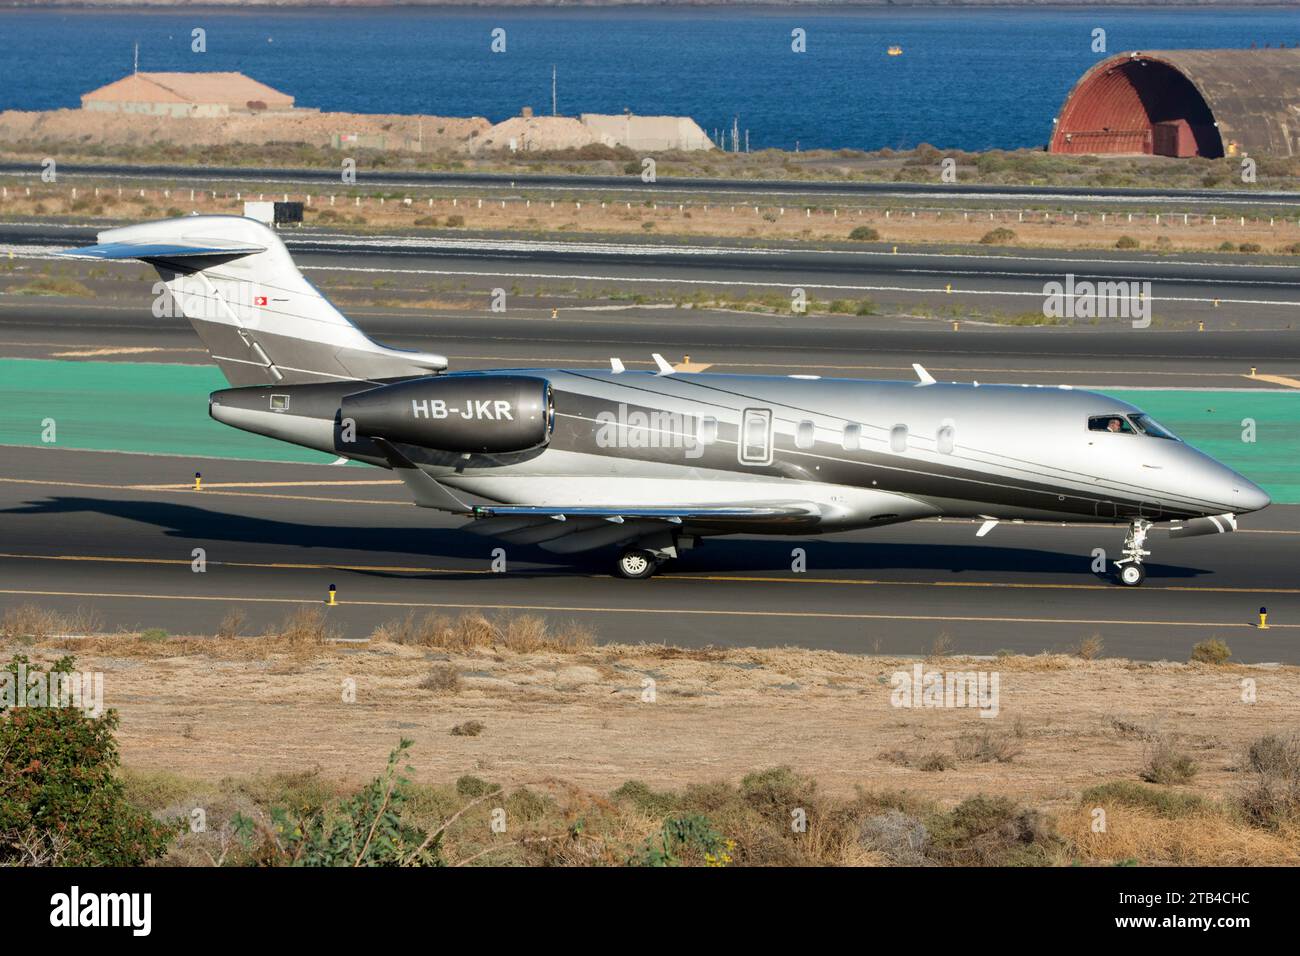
[1117,564,1146,587]
[616,549,658,580]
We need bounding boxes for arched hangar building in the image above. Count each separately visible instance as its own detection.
[1049,49,1300,159]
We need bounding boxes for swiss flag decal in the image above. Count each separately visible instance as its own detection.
[253,295,268,307]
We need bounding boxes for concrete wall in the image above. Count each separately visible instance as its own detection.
[82,100,232,118]
[580,114,714,152]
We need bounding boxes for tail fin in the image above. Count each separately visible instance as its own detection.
[59,215,446,386]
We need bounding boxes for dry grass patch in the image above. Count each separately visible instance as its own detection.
[372,611,593,654]
[0,604,102,643]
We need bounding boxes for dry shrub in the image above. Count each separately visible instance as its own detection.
[954,728,1023,764]
[926,796,1060,866]
[419,665,461,694]
[1107,714,1156,740]
[918,753,956,772]
[1238,733,1300,829]
[266,606,339,652]
[1140,735,1199,785]
[1074,634,1104,660]
[928,632,955,659]
[450,720,485,737]
[216,608,246,640]
[1190,638,1231,665]
[860,810,932,865]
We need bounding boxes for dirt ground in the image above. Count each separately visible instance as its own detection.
[10,626,1294,812]
[0,108,492,152]
[3,178,1298,255]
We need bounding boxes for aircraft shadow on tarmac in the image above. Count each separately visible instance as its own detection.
[4,496,1214,584]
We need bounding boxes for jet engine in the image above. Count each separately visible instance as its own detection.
[341,375,553,453]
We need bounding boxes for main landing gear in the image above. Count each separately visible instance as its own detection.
[1113,518,1152,587]
[616,549,660,580]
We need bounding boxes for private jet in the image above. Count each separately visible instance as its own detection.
[61,216,1270,582]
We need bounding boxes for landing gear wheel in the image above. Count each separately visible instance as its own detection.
[1118,563,1146,587]
[616,549,658,580]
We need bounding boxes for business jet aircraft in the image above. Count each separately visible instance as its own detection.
[62,216,1270,583]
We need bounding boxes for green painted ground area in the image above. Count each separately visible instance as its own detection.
[1107,389,1300,505]
[1,359,1297,501]
[0,359,334,464]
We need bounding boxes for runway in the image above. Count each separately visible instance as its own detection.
[3,297,1300,391]
[5,221,1300,328]
[1,446,1296,662]
[4,162,1300,209]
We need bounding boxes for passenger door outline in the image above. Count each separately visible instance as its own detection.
[739,407,773,466]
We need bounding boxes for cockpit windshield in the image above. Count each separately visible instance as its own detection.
[1129,413,1180,441]
[1087,415,1135,434]
[1087,413,1180,440]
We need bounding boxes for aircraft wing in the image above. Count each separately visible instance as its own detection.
[464,502,823,554]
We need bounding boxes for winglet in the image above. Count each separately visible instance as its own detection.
[912,363,936,386]
[610,357,626,373]
[651,353,675,375]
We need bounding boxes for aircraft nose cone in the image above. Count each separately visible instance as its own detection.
[1233,477,1271,513]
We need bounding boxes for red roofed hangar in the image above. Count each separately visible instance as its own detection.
[1049,48,1300,159]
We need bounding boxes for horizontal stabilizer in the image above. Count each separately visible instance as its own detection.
[57,238,266,261]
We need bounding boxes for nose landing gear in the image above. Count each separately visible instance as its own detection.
[1113,518,1152,586]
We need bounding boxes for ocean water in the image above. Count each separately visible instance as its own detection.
[1,6,1297,152]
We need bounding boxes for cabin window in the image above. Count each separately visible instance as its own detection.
[937,424,955,455]
[889,424,908,453]
[1088,415,1135,435]
[696,416,718,445]
[841,423,861,451]
[795,420,816,450]
[1129,413,1180,441]
[269,394,290,412]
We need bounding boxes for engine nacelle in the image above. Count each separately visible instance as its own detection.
[342,375,553,453]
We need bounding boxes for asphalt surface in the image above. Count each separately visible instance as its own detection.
[1,446,1296,661]
[5,221,1300,329]
[4,162,1300,209]
[1,297,1299,390]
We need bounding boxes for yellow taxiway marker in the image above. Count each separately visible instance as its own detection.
[0,586,1294,629]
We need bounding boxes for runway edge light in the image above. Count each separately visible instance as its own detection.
[193,471,202,491]
[1259,606,1268,629]
[327,584,338,606]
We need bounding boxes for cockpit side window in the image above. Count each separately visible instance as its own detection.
[1088,414,1135,435]
[1129,413,1180,441]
